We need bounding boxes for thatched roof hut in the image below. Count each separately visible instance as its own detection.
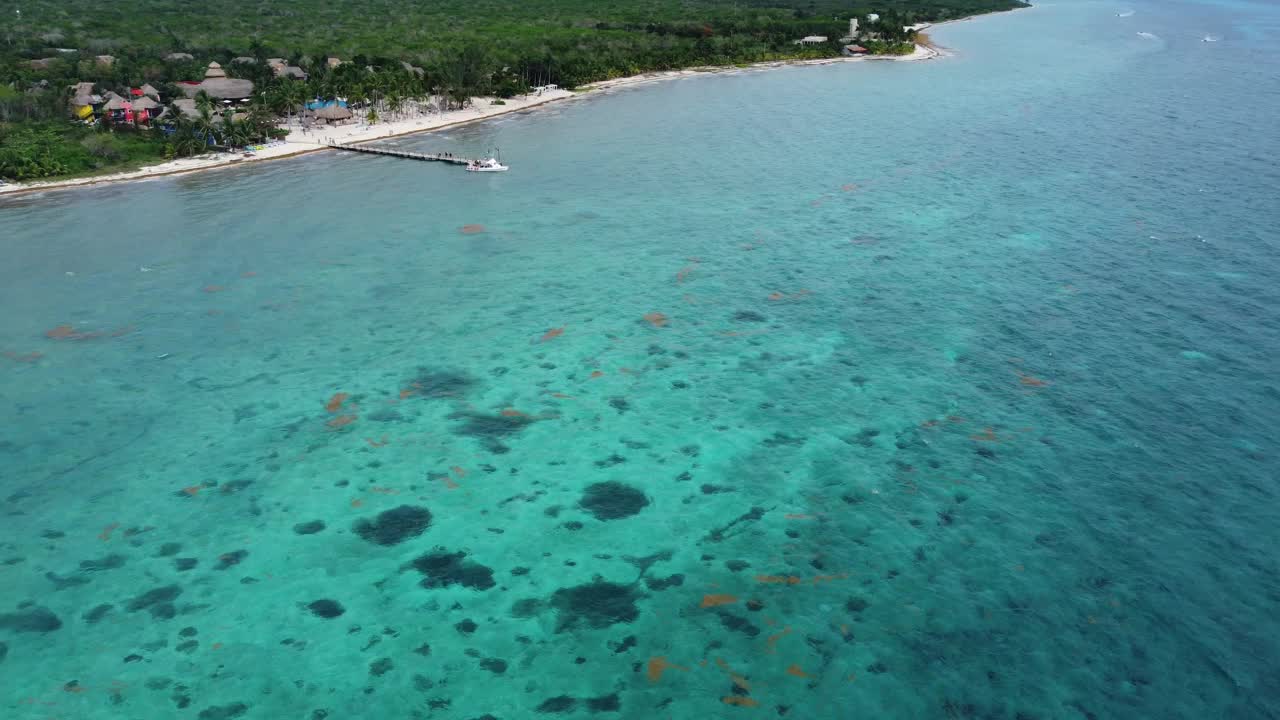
[312,104,354,121]
[131,95,161,111]
[198,78,254,99]
[231,56,256,64]
[166,52,194,61]
[140,83,161,98]
[204,62,227,79]
[102,93,130,111]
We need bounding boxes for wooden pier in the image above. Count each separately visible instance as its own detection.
[327,141,473,166]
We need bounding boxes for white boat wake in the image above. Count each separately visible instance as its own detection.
[1117,10,1135,17]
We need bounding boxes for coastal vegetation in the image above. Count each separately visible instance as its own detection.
[0,0,1027,182]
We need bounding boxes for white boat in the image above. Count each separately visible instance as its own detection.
[466,157,508,172]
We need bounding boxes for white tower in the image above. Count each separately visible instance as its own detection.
[849,18,859,37]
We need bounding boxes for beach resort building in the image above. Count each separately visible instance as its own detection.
[794,35,829,45]
[180,62,255,103]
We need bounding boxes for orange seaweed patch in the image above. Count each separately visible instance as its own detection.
[841,183,859,192]
[365,436,390,448]
[920,419,939,428]
[500,408,526,417]
[767,292,784,301]
[811,573,848,584]
[700,594,738,608]
[756,575,802,585]
[98,522,119,541]
[786,664,810,678]
[203,285,225,293]
[211,642,223,650]
[590,370,605,379]
[643,312,668,328]
[766,626,793,653]
[45,324,91,340]
[451,466,467,479]
[350,499,364,508]
[460,224,486,234]
[370,486,399,495]
[722,696,760,708]
[540,326,565,342]
[325,392,349,413]
[1017,373,1049,387]
[970,427,998,442]
[399,388,416,399]
[783,514,812,520]
[676,263,698,283]
[947,415,967,423]
[551,393,577,399]
[327,414,357,429]
[647,656,688,683]
[182,485,201,496]
[241,271,257,278]
[2,350,43,362]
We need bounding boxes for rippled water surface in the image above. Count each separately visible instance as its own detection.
[2,1,1278,717]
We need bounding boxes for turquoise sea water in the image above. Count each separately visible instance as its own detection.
[2,0,1279,717]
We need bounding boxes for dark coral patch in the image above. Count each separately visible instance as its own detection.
[80,554,126,571]
[586,693,621,712]
[293,520,326,535]
[536,696,576,713]
[449,411,534,440]
[480,657,508,674]
[353,505,432,546]
[307,599,345,619]
[408,368,475,399]
[551,581,640,632]
[410,549,495,590]
[733,310,767,322]
[579,482,649,521]
[215,550,248,570]
[126,586,182,614]
[197,703,249,720]
[0,606,61,633]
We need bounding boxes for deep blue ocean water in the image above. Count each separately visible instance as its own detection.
[2,1,1278,717]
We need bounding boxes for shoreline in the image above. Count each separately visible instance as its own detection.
[0,42,951,197]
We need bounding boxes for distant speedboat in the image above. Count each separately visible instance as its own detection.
[1202,34,1219,42]
[466,157,509,172]
[1117,10,1135,17]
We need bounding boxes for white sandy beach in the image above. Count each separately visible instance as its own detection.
[0,44,942,196]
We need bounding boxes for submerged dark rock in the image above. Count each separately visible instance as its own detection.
[579,481,649,521]
[551,581,640,632]
[733,310,767,322]
[353,505,432,546]
[0,606,62,633]
[410,549,495,590]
